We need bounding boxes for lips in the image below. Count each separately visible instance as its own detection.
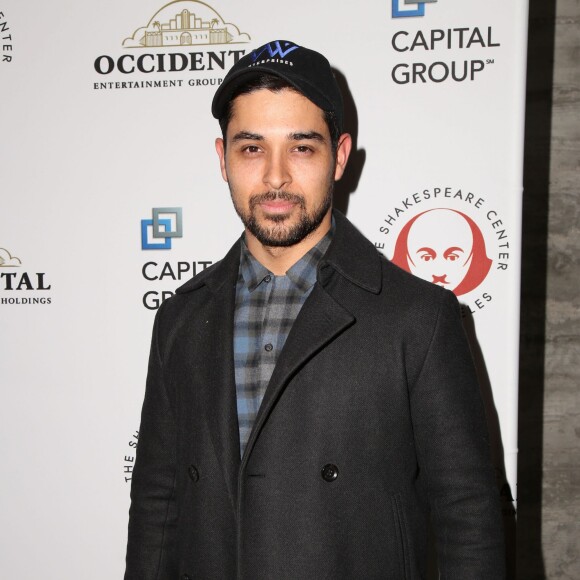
[259,200,297,214]
[250,191,305,214]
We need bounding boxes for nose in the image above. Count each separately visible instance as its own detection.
[263,150,291,190]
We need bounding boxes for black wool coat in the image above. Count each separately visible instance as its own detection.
[125,210,505,580]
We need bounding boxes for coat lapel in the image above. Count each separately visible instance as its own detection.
[181,211,382,488]
[241,283,355,466]
[187,245,241,510]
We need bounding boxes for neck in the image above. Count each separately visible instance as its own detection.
[245,213,332,275]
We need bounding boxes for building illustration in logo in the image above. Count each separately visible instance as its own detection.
[391,209,492,296]
[123,1,250,48]
[392,0,438,19]
[0,248,21,267]
[141,207,183,250]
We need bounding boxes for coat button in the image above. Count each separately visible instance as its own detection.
[321,463,339,482]
[188,465,199,482]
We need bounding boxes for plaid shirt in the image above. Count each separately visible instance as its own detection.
[234,229,333,457]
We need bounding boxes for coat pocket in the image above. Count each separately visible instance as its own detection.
[391,493,411,580]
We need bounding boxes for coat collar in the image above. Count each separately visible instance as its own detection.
[318,209,382,294]
[175,209,382,296]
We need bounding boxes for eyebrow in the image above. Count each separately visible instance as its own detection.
[289,131,326,143]
[231,131,263,142]
[230,131,327,143]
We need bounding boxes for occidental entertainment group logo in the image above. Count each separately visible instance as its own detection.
[375,186,512,316]
[0,248,52,305]
[93,0,250,92]
[392,0,438,19]
[139,207,213,310]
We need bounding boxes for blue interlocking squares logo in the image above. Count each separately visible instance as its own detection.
[141,207,183,250]
[392,0,437,18]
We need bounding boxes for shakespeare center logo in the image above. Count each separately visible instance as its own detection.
[93,1,251,91]
[0,248,52,306]
[392,0,438,19]
[0,11,14,63]
[139,206,213,310]
[122,430,139,484]
[374,187,512,315]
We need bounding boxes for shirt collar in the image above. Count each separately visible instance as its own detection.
[239,221,334,293]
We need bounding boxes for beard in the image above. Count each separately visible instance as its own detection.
[230,185,333,247]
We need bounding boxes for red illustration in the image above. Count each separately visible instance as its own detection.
[391,208,492,296]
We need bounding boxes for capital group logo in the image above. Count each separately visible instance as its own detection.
[392,0,438,19]
[388,1,501,85]
[93,1,250,89]
[141,207,183,250]
[138,206,213,309]
[0,248,52,306]
[375,186,512,316]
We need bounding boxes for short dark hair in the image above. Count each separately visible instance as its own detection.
[218,73,341,156]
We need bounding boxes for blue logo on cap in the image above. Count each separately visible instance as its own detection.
[251,41,300,62]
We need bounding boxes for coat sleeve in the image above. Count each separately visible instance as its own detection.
[125,303,179,579]
[409,290,506,579]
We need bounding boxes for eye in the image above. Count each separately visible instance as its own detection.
[241,145,262,154]
[293,145,313,154]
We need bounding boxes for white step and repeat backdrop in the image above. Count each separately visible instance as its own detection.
[1,1,527,577]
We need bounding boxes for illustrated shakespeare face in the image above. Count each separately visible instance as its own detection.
[391,208,492,296]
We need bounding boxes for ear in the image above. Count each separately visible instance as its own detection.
[215,138,228,182]
[334,133,352,181]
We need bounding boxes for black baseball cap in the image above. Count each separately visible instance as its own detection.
[211,40,344,132]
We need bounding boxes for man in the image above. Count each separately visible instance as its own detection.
[125,40,505,579]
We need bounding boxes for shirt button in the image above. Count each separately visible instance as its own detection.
[188,465,200,482]
[264,343,273,352]
[264,275,272,283]
[321,464,339,482]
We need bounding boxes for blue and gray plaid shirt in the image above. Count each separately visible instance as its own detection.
[234,229,333,457]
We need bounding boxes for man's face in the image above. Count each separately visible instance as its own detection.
[406,209,474,291]
[215,88,350,247]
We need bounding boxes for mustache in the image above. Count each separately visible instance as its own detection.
[249,191,305,209]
